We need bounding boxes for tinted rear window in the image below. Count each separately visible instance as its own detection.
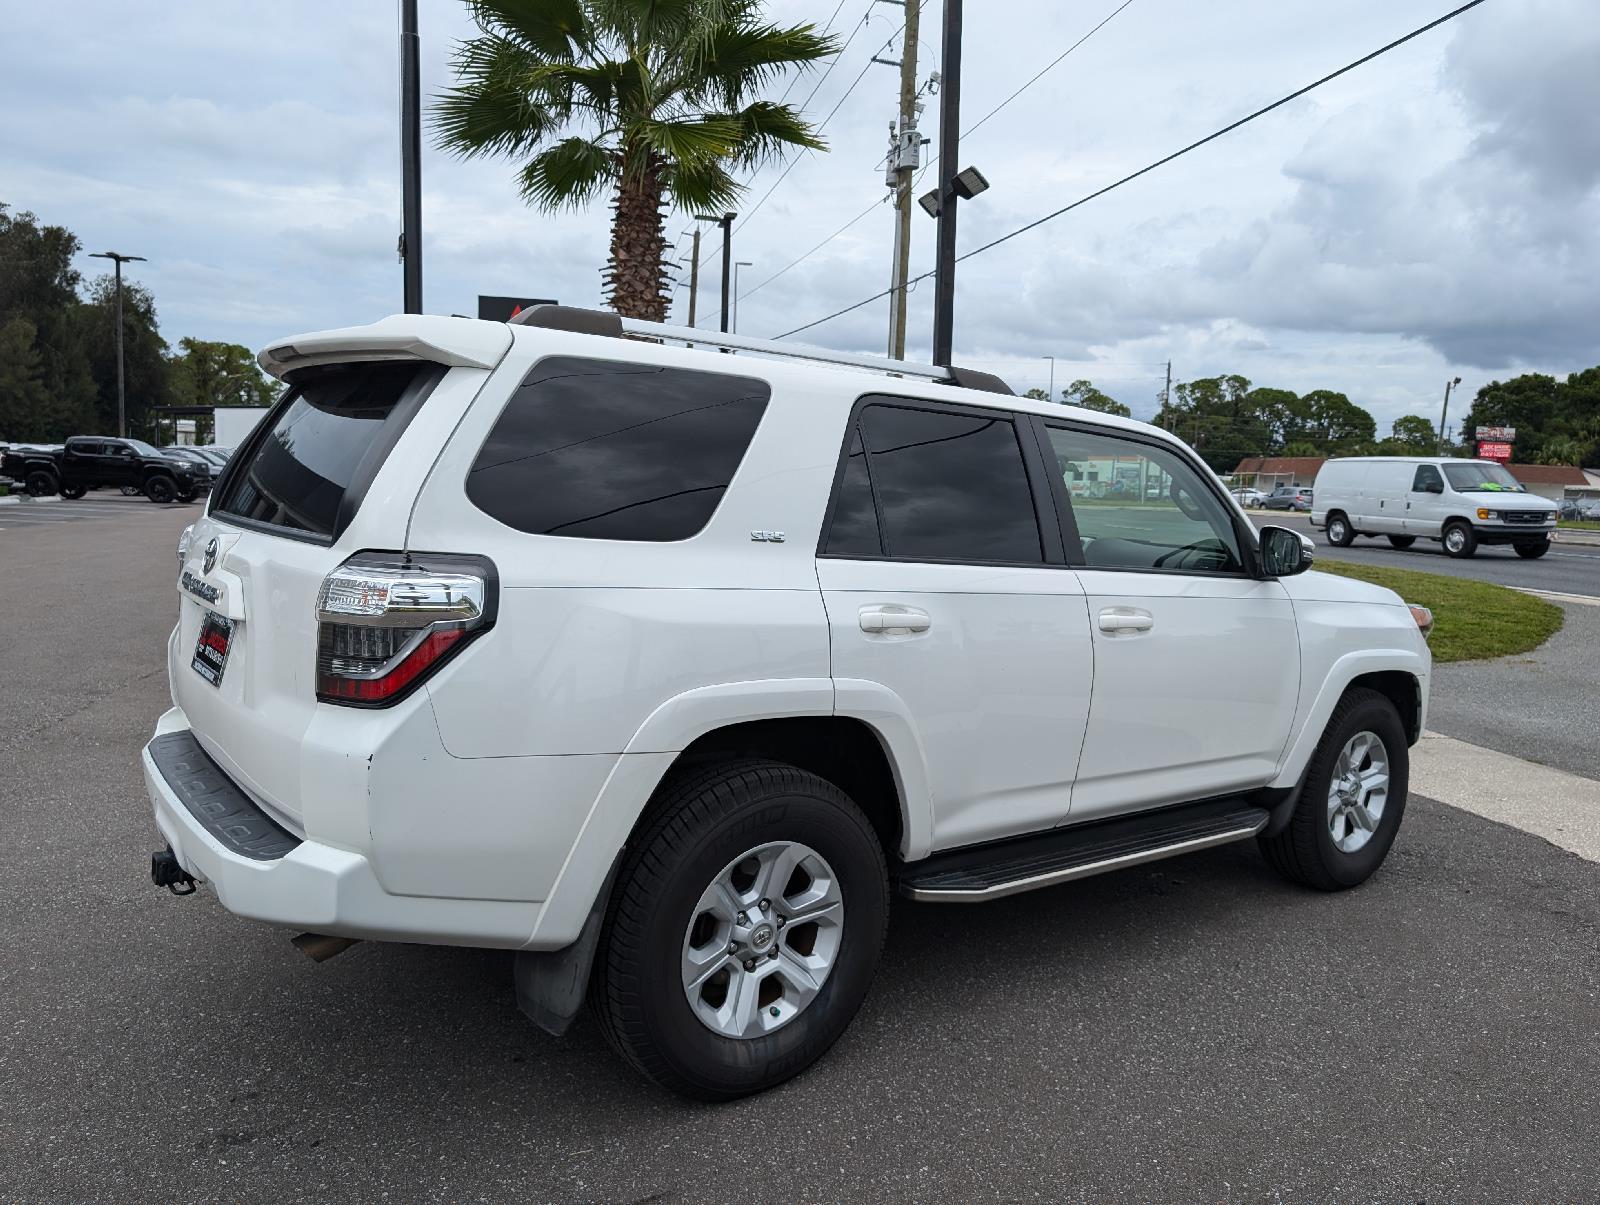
[465,357,769,541]
[213,361,440,539]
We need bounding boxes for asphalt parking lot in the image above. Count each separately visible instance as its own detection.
[0,490,205,529]
[4,509,1598,1201]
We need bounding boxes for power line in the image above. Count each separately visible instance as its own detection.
[737,0,1137,306]
[773,0,1491,341]
[777,0,852,104]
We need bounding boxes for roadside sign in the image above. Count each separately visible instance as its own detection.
[1477,441,1513,461]
[477,295,559,322]
[1476,425,1516,442]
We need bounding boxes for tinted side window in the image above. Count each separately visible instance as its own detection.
[1045,426,1243,573]
[823,427,882,557]
[1412,465,1443,491]
[830,401,1042,563]
[467,357,768,542]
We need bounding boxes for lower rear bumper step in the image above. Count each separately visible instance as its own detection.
[898,799,1269,903]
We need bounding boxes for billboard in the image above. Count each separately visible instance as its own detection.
[477,295,559,322]
[1477,441,1513,462]
[1475,425,1516,442]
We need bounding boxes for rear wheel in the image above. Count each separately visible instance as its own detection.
[1387,535,1416,549]
[58,482,87,500]
[594,759,889,1101]
[1514,539,1549,559]
[1259,688,1409,891]
[144,476,176,504]
[24,470,57,497]
[1325,512,1354,547]
[1442,520,1477,558]
[176,488,197,504]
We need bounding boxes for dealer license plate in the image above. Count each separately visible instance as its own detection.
[191,611,234,687]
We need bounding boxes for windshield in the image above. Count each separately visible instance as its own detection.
[1443,462,1524,493]
[123,439,163,457]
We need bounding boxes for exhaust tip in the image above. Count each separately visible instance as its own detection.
[291,932,360,963]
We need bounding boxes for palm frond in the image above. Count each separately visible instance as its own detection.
[517,137,616,210]
[723,100,826,169]
[433,36,571,159]
[691,20,839,108]
[468,0,590,60]
[636,116,744,166]
[663,155,743,215]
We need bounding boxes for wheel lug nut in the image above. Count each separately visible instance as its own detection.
[769,948,779,960]
[728,943,737,954]
[736,912,748,925]
[744,959,756,972]
[776,917,786,928]
[758,898,770,910]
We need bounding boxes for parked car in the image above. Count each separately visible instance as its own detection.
[160,446,221,483]
[1312,457,1557,558]
[143,307,1432,1100]
[1263,485,1313,512]
[1567,497,1600,521]
[0,436,206,502]
[1231,486,1266,508]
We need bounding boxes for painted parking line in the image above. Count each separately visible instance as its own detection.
[1413,731,1600,862]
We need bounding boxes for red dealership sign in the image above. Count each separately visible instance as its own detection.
[1477,441,1513,461]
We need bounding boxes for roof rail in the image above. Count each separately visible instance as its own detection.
[509,304,1014,395]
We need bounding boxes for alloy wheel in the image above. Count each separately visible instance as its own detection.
[1326,730,1390,853]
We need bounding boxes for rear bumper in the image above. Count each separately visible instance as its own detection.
[143,708,540,949]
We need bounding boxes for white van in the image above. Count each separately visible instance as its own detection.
[1311,457,1557,558]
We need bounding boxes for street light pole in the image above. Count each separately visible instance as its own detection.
[88,250,146,438]
[931,0,964,366]
[694,212,737,337]
[1045,356,1055,400]
[1437,375,1462,455]
[733,261,753,333]
[399,0,423,314]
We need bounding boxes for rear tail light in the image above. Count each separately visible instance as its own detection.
[315,551,497,706]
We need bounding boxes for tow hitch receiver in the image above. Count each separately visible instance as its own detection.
[151,846,197,895]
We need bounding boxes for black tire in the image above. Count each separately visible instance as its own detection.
[176,488,197,504]
[1514,540,1549,559]
[1259,688,1409,892]
[1387,535,1416,549]
[58,482,87,500]
[1442,519,1477,558]
[120,485,141,496]
[1324,512,1354,547]
[593,759,889,1101]
[144,476,176,504]
[25,469,57,497]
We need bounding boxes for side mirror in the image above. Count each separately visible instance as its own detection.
[1260,525,1313,577]
[1421,480,1443,494]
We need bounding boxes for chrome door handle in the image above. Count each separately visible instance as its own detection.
[1098,607,1154,634]
[858,605,931,634]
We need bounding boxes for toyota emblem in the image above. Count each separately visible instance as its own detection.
[203,537,219,575]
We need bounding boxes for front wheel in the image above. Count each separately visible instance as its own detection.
[1387,535,1416,549]
[1514,540,1549,559]
[144,476,176,504]
[594,760,889,1100]
[1442,520,1477,558]
[1325,513,1354,547]
[1259,687,1409,891]
[58,482,87,500]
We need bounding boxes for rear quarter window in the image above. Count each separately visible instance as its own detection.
[465,357,769,542]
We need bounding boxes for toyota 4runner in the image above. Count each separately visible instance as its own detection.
[143,307,1432,1099]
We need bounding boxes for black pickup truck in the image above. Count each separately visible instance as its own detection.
[0,436,208,503]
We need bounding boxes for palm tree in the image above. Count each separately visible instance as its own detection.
[434,0,838,320]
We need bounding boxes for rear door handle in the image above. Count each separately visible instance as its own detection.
[1098,607,1154,634]
[859,605,931,634]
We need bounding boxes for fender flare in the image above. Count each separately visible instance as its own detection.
[1270,648,1428,789]
[526,677,935,950]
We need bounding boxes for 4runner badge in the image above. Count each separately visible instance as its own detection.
[181,571,220,605]
[749,530,785,543]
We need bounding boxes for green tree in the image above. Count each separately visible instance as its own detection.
[1387,414,1437,453]
[1060,379,1131,417]
[1299,389,1375,452]
[433,0,838,319]
[1154,374,1267,472]
[168,338,279,410]
[0,317,52,441]
[1463,369,1600,466]
[74,276,170,438]
[1537,436,1585,466]
[1243,387,1300,449]
[0,204,98,438]
[1022,387,1050,401]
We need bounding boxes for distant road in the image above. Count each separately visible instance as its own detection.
[1251,511,1600,598]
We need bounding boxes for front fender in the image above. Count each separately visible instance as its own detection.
[1270,648,1429,789]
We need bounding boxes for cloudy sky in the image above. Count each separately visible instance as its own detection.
[4,0,1596,435]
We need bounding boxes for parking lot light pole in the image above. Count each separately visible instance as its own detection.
[1438,375,1462,455]
[88,250,147,438]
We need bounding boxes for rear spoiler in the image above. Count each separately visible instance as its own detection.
[258,315,512,379]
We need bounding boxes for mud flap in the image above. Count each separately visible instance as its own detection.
[512,861,617,1037]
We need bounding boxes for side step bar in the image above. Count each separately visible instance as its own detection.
[898,799,1269,903]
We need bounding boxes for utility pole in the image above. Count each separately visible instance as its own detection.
[930,0,964,366]
[88,250,146,438]
[1162,359,1172,429]
[1045,356,1055,400]
[684,228,702,329]
[399,0,423,313]
[884,0,921,359]
[1437,375,1461,455]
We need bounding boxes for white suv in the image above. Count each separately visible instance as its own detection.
[143,307,1432,1099]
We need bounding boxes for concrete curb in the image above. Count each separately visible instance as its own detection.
[1553,530,1600,547]
[0,495,18,507]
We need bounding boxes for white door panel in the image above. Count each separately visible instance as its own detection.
[1069,570,1299,819]
[818,559,1092,851]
